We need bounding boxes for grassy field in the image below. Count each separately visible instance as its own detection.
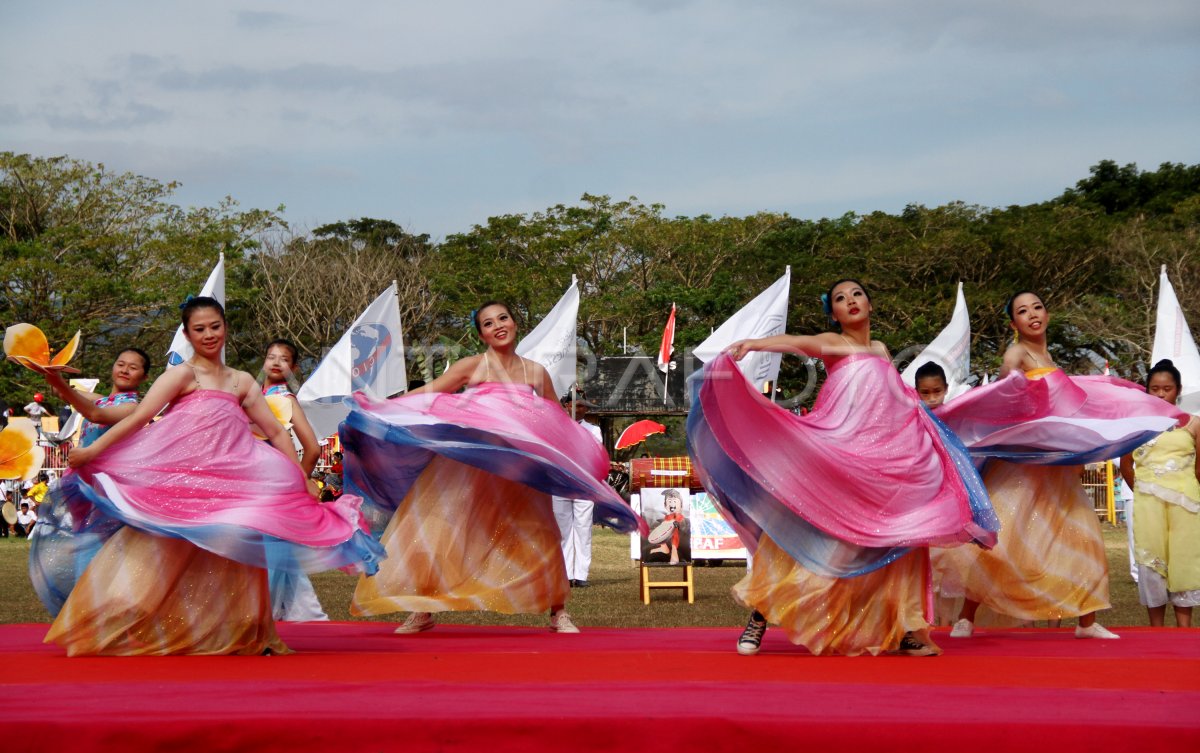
[0,524,1149,628]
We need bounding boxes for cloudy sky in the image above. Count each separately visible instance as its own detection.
[3,1,1197,238]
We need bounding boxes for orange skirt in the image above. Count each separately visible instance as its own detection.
[45,527,288,656]
[352,456,568,616]
[733,536,931,656]
[936,462,1109,620]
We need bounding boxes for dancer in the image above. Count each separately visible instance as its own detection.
[28,347,151,615]
[44,297,382,655]
[937,292,1186,639]
[260,339,321,476]
[691,279,997,657]
[40,348,150,446]
[259,338,329,622]
[343,300,643,634]
[1119,360,1200,627]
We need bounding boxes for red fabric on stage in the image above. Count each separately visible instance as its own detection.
[3,623,1198,752]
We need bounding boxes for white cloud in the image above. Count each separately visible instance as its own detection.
[0,0,1196,237]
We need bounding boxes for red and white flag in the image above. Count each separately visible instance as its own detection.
[657,303,676,373]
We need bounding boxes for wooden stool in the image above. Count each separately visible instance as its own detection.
[640,562,694,604]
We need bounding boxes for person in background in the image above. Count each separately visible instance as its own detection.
[914,362,949,410]
[1120,359,1200,627]
[259,338,329,622]
[28,347,152,616]
[330,452,344,481]
[15,501,37,537]
[24,394,49,439]
[260,339,321,477]
[553,392,607,588]
[26,472,49,509]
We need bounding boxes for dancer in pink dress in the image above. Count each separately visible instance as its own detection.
[936,292,1187,639]
[344,301,643,634]
[46,297,382,656]
[690,279,997,657]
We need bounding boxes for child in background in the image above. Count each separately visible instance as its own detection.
[259,338,329,622]
[915,362,949,409]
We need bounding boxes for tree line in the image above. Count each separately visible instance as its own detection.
[2,151,1198,405]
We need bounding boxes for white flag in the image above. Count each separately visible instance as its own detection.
[902,282,971,401]
[517,276,579,398]
[298,283,407,439]
[694,267,790,391]
[1151,265,1200,413]
[167,254,225,366]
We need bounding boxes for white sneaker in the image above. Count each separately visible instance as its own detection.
[1075,623,1119,640]
[949,618,974,638]
[550,611,581,633]
[394,612,435,634]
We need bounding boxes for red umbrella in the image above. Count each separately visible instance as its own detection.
[616,420,667,450]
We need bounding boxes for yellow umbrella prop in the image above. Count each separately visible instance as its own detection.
[0,422,45,482]
[4,323,82,374]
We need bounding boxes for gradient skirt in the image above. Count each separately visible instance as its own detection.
[351,456,568,616]
[45,527,288,656]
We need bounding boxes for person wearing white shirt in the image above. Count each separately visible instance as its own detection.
[553,396,605,587]
[15,502,37,538]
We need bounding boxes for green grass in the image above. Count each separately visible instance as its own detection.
[0,524,1150,628]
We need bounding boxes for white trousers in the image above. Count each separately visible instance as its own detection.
[552,496,594,581]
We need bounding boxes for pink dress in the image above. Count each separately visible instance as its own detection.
[689,353,996,655]
[44,390,383,655]
[934,367,1187,620]
[342,383,642,616]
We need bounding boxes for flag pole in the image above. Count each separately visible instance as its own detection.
[571,275,578,420]
[663,302,673,405]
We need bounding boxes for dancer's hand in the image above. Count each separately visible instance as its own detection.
[726,340,754,361]
[68,446,96,468]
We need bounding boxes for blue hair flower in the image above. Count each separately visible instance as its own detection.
[178,293,196,311]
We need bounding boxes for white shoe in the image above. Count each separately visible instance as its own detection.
[949,618,974,638]
[394,612,435,634]
[1075,623,1119,640]
[550,611,581,633]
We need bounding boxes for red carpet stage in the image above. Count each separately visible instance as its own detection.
[3,623,1198,752]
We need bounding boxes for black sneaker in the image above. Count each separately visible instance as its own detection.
[891,632,938,657]
[573,580,589,588]
[737,614,767,655]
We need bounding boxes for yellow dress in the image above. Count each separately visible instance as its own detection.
[733,536,931,656]
[45,527,289,656]
[1131,426,1200,605]
[351,455,569,616]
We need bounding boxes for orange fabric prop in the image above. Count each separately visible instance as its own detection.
[4,324,82,374]
[0,422,46,482]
